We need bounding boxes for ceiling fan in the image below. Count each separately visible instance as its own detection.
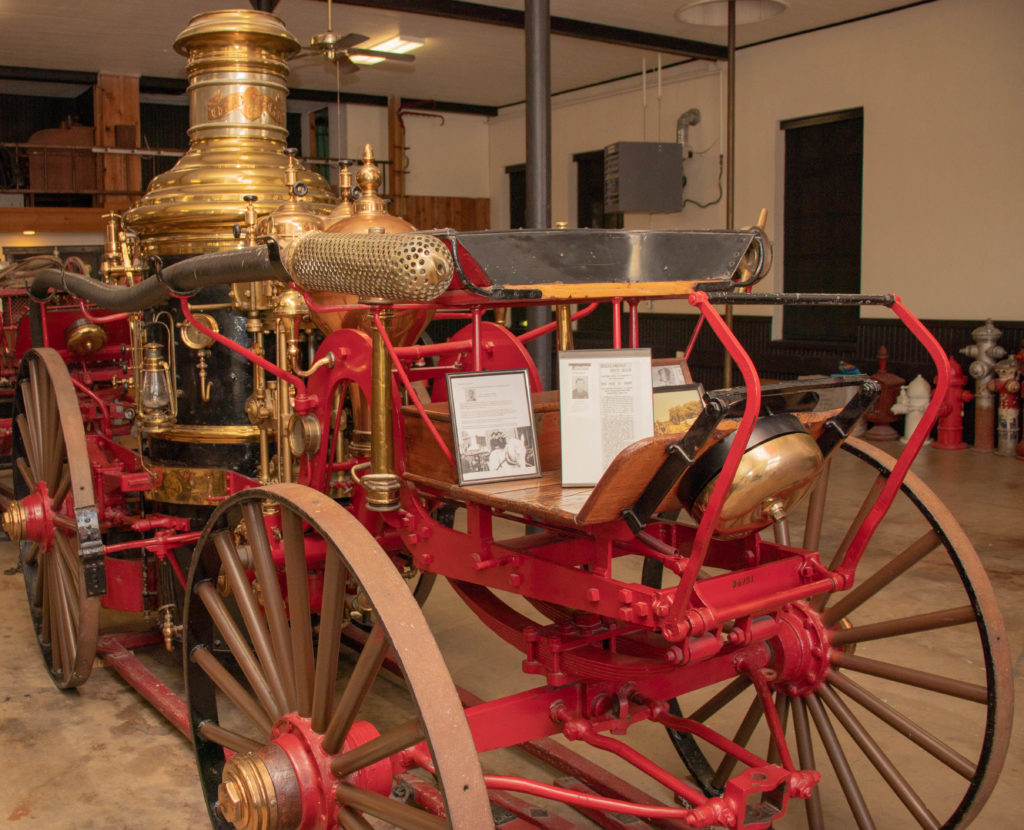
[297,0,418,73]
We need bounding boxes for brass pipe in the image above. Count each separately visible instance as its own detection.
[555,304,574,351]
[370,307,394,475]
[275,321,294,483]
[366,306,400,510]
[248,315,271,485]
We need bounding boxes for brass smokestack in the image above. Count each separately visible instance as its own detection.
[125,9,336,257]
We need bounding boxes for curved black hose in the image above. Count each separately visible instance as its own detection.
[27,244,287,313]
[28,268,172,311]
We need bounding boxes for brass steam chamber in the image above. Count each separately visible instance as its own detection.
[124,9,336,257]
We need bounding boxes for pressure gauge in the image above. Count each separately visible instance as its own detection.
[289,414,322,457]
[180,313,219,350]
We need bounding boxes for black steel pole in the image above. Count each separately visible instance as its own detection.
[723,0,737,387]
[525,0,554,388]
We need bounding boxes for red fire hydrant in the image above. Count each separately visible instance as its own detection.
[933,356,973,450]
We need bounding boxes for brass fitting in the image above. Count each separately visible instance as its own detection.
[2,500,27,542]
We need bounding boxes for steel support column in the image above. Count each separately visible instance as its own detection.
[525,0,554,388]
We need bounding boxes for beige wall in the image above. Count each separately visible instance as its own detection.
[488,61,728,231]
[343,104,490,198]
[487,0,1024,321]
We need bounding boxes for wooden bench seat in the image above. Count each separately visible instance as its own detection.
[401,393,842,528]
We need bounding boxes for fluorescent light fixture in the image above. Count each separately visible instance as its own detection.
[676,0,787,26]
[22,230,36,236]
[374,35,424,54]
[350,35,424,65]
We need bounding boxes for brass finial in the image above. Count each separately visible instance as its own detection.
[283,148,299,190]
[353,144,387,216]
[332,159,355,220]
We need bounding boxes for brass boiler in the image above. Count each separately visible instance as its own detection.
[122,9,337,497]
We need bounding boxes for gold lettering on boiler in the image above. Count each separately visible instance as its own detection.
[207,87,284,124]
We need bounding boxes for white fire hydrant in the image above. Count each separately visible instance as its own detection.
[891,374,933,444]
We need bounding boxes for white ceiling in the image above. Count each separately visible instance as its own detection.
[0,0,931,109]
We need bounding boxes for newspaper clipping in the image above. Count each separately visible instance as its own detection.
[558,349,653,486]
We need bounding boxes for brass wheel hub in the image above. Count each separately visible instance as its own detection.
[2,486,56,545]
[217,743,296,830]
[216,715,390,830]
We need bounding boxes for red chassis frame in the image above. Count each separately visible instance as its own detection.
[47,274,950,829]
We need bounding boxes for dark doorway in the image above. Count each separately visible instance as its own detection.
[506,163,526,229]
[311,108,330,181]
[573,150,623,229]
[782,108,863,343]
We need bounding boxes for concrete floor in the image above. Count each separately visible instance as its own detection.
[0,439,1020,829]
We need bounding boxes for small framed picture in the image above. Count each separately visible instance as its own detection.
[653,383,705,435]
[447,369,541,485]
[653,357,694,388]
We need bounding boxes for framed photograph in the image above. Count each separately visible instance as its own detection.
[653,383,705,435]
[446,369,541,485]
[654,356,694,387]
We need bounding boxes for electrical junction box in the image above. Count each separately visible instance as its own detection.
[604,142,683,214]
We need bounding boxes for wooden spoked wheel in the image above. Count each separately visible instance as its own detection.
[11,348,100,689]
[184,484,492,830]
[677,437,1012,829]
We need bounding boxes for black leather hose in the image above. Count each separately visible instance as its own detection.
[28,244,287,312]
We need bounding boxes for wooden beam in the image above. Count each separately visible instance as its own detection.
[94,74,142,210]
[0,207,108,234]
[331,0,727,60]
[388,96,406,215]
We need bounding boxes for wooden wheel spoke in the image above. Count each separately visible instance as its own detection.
[712,696,763,791]
[330,718,426,778]
[191,646,274,738]
[830,605,976,646]
[826,671,975,779]
[811,476,885,613]
[39,557,52,643]
[323,624,389,755]
[791,696,825,830]
[818,684,940,829]
[806,692,877,830]
[823,529,941,627]
[690,675,752,722]
[0,478,13,510]
[51,536,82,632]
[802,456,831,552]
[50,466,71,511]
[19,377,46,477]
[48,558,74,680]
[195,581,283,721]
[335,781,445,830]
[312,543,349,734]
[831,652,988,703]
[244,501,297,710]
[52,514,77,533]
[197,721,263,755]
[766,693,790,766]
[213,531,289,714]
[15,416,41,485]
[25,541,40,567]
[337,807,375,830]
[34,364,62,488]
[14,351,99,690]
[281,505,315,716]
